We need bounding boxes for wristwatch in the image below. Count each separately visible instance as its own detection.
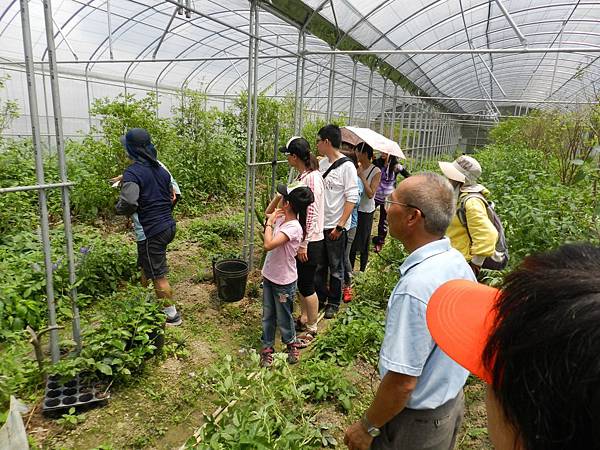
[361,414,381,437]
[335,224,344,232]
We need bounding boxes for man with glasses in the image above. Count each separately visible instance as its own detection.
[315,124,359,319]
[344,173,475,450]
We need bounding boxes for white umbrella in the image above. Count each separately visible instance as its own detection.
[342,126,406,159]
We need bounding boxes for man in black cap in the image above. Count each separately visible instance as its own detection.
[115,128,181,326]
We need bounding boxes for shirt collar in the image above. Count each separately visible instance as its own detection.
[399,237,452,276]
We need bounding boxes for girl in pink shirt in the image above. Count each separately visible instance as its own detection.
[260,182,314,367]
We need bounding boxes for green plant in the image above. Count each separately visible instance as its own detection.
[171,90,244,202]
[189,353,328,449]
[51,286,164,381]
[0,334,41,412]
[56,407,86,429]
[0,74,19,139]
[297,359,357,412]
[0,226,137,336]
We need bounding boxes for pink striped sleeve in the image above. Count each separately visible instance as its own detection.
[302,172,318,247]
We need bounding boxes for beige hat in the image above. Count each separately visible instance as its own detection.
[438,155,482,186]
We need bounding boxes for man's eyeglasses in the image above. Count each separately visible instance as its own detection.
[384,195,426,218]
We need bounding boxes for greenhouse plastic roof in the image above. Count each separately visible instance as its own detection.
[1,0,600,115]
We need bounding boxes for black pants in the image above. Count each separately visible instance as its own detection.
[314,229,346,308]
[349,211,374,272]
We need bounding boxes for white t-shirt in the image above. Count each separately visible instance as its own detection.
[319,155,359,230]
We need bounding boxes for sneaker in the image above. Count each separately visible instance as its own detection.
[324,305,337,319]
[342,287,353,303]
[166,312,182,327]
[286,342,300,364]
[260,347,274,367]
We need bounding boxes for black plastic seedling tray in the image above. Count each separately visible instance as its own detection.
[43,374,110,417]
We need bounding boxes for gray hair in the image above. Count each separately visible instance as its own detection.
[401,172,455,235]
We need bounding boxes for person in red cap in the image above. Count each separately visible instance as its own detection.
[344,172,476,450]
[427,243,600,450]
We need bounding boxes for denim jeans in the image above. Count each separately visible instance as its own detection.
[315,228,347,308]
[261,278,297,348]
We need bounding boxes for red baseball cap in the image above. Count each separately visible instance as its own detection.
[426,279,501,384]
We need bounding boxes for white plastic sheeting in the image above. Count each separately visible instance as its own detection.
[0,0,599,120]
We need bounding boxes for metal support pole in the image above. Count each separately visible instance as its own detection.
[20,0,60,364]
[389,84,397,140]
[492,0,528,46]
[298,33,306,133]
[271,124,279,198]
[414,102,424,169]
[366,68,374,127]
[423,108,432,164]
[40,62,52,151]
[42,0,81,352]
[550,21,566,97]
[248,4,260,271]
[84,68,92,131]
[404,103,413,169]
[398,99,405,146]
[242,1,255,262]
[425,110,434,163]
[326,52,336,122]
[293,32,303,134]
[379,78,387,134]
[106,0,114,59]
[474,52,507,96]
[349,60,357,125]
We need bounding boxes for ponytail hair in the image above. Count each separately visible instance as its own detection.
[285,197,309,240]
[298,205,308,240]
[299,151,319,171]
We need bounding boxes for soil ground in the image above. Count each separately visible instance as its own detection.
[25,213,491,449]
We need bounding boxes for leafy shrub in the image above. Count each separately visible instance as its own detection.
[52,286,164,380]
[0,139,64,235]
[297,359,356,412]
[311,300,385,368]
[171,90,244,202]
[0,334,40,411]
[475,145,598,262]
[185,214,244,240]
[191,354,327,449]
[0,226,136,336]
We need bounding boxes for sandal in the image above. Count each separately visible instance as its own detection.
[295,317,308,332]
[295,330,317,349]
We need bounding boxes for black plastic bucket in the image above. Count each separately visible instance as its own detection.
[213,259,249,302]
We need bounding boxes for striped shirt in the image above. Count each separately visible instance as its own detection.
[297,170,325,247]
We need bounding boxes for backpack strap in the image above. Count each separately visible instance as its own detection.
[456,192,488,228]
[322,156,352,179]
[456,192,491,247]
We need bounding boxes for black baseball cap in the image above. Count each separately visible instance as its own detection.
[276,182,314,211]
[279,136,311,159]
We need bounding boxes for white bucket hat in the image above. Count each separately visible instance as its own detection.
[438,155,482,187]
